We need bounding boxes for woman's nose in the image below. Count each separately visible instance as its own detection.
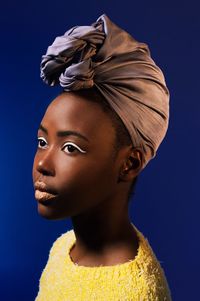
[36,150,55,176]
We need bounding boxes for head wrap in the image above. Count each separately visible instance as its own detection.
[40,14,169,169]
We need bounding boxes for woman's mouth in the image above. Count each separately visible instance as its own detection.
[35,190,58,202]
[34,181,58,204]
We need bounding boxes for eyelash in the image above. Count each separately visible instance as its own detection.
[37,137,86,154]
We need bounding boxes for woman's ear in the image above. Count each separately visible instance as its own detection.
[119,148,143,182]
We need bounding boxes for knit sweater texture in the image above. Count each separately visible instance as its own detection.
[35,223,172,301]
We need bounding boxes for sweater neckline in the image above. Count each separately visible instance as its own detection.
[65,223,145,270]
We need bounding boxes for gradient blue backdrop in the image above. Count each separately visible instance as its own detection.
[1,1,199,300]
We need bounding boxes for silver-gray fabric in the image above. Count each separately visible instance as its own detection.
[40,14,169,169]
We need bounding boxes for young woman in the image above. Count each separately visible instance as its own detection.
[33,14,172,300]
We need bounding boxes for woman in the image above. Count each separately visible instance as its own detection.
[33,14,172,300]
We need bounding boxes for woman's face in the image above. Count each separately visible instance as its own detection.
[32,92,122,220]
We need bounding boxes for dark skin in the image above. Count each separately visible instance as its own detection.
[32,91,143,267]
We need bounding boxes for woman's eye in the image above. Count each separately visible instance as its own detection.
[62,142,86,154]
[37,137,47,148]
[63,144,77,153]
[36,138,86,154]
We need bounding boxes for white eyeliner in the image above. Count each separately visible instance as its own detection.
[37,137,86,153]
[38,136,47,141]
[63,142,87,153]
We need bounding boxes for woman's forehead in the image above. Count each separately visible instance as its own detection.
[40,92,116,141]
[47,92,102,115]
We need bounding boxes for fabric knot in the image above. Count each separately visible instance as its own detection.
[40,23,105,89]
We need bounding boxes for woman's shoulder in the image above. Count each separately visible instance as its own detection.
[132,224,168,274]
[48,228,74,257]
[132,224,172,299]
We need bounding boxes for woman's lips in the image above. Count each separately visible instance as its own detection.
[34,181,57,194]
[35,190,57,201]
[34,181,58,205]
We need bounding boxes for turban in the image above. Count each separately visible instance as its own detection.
[40,14,169,170]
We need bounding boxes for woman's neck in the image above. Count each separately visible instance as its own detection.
[70,195,139,267]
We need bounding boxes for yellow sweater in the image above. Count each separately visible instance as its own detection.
[35,223,172,301]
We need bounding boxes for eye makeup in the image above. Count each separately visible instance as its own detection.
[62,142,87,153]
[37,137,87,154]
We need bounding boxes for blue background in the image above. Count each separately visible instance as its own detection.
[1,1,199,300]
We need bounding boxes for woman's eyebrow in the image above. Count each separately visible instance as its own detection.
[38,124,90,142]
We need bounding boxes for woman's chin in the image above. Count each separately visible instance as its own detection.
[37,202,68,220]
